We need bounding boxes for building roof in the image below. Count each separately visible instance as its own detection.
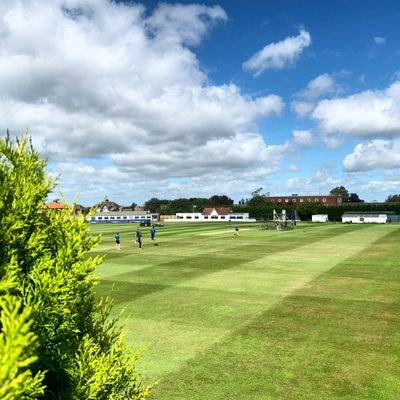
[45,201,66,209]
[202,207,232,215]
[97,200,121,209]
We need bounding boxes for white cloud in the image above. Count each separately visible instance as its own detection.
[243,29,311,76]
[292,130,313,146]
[373,36,386,45]
[0,0,287,205]
[146,3,227,46]
[290,101,314,117]
[320,136,343,150]
[343,139,400,172]
[110,133,289,178]
[283,171,340,195]
[291,73,340,117]
[312,81,400,139]
[297,73,338,100]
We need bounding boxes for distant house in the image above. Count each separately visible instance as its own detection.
[96,201,121,212]
[42,201,89,216]
[120,205,145,212]
[43,200,67,211]
[73,204,87,216]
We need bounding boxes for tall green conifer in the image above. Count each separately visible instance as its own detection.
[0,134,151,399]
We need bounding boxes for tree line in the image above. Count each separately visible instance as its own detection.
[139,186,400,218]
[236,194,400,221]
[143,195,234,214]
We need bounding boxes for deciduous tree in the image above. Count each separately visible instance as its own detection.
[209,195,234,206]
[385,194,400,203]
[329,186,349,202]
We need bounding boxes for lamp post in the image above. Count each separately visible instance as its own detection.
[192,204,196,213]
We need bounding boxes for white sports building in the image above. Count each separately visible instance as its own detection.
[170,207,255,222]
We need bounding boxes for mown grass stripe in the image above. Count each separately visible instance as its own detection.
[151,226,400,400]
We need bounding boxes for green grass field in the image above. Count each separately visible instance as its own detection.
[92,222,400,399]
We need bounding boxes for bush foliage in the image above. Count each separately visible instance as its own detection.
[0,134,151,399]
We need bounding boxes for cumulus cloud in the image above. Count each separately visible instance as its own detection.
[283,171,340,195]
[292,130,313,146]
[290,101,314,117]
[297,73,338,100]
[360,179,400,194]
[291,73,340,117]
[243,29,311,76]
[343,139,400,172]
[312,81,400,139]
[373,36,386,45]
[0,0,287,204]
[146,3,227,46]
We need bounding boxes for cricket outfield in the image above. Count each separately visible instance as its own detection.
[92,222,400,399]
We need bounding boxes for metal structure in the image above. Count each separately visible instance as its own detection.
[260,209,298,231]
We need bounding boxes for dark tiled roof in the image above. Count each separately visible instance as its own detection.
[202,207,232,216]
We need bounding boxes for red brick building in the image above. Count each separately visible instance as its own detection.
[265,195,342,205]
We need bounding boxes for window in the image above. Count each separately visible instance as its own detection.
[285,199,289,203]
[322,198,326,202]
[187,216,192,219]
[98,216,102,220]
[292,199,297,203]
[110,216,115,219]
[195,216,199,219]
[300,198,304,202]
[104,216,109,220]
[278,199,282,202]
[237,216,243,219]
[123,216,127,219]
[314,198,319,202]
[211,216,218,219]
[221,216,225,219]
[204,216,208,219]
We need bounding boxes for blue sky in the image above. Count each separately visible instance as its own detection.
[1,0,400,205]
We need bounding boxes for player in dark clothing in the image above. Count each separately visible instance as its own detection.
[150,226,156,240]
[114,233,121,249]
[136,230,143,249]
